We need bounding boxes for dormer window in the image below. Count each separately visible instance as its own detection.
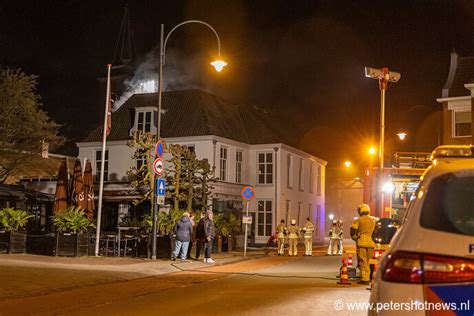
[130,107,156,135]
[138,111,152,132]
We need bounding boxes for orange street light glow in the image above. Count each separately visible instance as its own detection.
[210,60,227,72]
[368,147,376,155]
[344,161,352,168]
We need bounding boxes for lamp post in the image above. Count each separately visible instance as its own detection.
[151,20,227,260]
[365,67,400,217]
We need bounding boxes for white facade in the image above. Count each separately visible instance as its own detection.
[77,135,327,244]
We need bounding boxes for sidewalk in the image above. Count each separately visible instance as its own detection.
[0,242,355,276]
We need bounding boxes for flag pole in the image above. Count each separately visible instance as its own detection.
[95,64,112,257]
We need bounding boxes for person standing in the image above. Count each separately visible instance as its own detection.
[327,220,341,255]
[203,210,216,263]
[301,217,315,256]
[351,203,376,285]
[186,213,196,259]
[194,211,206,260]
[287,219,299,256]
[171,212,193,261]
[336,220,344,255]
[276,219,287,256]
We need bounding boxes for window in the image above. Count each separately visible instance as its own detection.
[219,147,227,181]
[257,200,272,236]
[236,150,243,183]
[258,152,273,184]
[137,111,152,132]
[309,162,314,193]
[287,154,293,188]
[285,200,291,224]
[298,202,302,226]
[308,203,313,218]
[420,172,474,236]
[95,150,109,182]
[453,110,471,137]
[298,158,304,191]
[317,166,322,196]
[136,149,146,170]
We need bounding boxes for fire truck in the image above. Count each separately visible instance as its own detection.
[364,152,432,277]
[363,151,432,221]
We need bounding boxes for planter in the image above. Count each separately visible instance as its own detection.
[156,235,172,259]
[212,235,222,253]
[55,232,89,257]
[26,234,55,256]
[0,231,27,254]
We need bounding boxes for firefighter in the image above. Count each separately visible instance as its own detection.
[287,219,299,256]
[351,203,376,285]
[301,217,314,256]
[327,220,341,255]
[276,219,287,256]
[336,220,344,255]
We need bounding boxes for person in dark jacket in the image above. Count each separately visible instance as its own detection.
[194,211,206,260]
[203,210,216,263]
[171,212,193,261]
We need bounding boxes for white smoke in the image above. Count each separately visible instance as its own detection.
[112,47,207,111]
[113,50,159,110]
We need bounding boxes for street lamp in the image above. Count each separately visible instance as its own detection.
[344,161,352,168]
[365,67,401,217]
[151,20,227,260]
[396,132,407,141]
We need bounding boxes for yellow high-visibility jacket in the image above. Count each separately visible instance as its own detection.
[276,223,287,239]
[302,222,314,238]
[287,225,299,238]
[351,215,376,248]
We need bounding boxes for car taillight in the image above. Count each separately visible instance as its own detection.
[381,251,474,284]
[374,250,384,259]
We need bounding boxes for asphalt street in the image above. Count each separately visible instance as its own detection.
[0,254,369,316]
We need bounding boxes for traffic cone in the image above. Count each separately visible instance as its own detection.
[347,254,353,268]
[337,258,351,285]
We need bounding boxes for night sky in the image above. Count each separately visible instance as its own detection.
[1,0,473,173]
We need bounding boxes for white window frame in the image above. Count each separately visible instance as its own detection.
[219,147,228,181]
[235,150,243,183]
[95,149,109,182]
[285,200,291,224]
[452,110,472,138]
[298,158,304,191]
[257,199,273,237]
[287,154,293,188]
[137,110,152,133]
[257,152,273,184]
[317,165,322,196]
[298,202,302,226]
[309,162,314,193]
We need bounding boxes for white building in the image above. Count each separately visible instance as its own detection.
[77,89,327,244]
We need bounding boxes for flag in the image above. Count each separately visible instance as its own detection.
[106,93,112,136]
[104,64,112,137]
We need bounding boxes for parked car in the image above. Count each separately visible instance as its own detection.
[369,145,474,315]
[369,218,398,279]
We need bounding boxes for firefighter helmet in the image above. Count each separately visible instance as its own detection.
[358,203,370,215]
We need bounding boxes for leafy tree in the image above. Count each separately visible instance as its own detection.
[0,67,63,183]
[195,158,216,212]
[126,130,155,205]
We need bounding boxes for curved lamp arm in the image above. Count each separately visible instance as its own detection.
[163,20,222,65]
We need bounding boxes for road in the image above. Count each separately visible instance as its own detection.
[0,255,370,316]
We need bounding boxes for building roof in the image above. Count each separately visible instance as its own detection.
[83,89,297,147]
[442,52,474,98]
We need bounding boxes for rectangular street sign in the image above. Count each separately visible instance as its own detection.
[156,178,166,196]
[242,215,252,224]
[156,196,165,206]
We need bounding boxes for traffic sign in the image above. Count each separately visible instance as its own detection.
[156,196,165,205]
[242,215,252,224]
[156,140,164,158]
[241,186,255,201]
[153,158,164,176]
[156,178,166,196]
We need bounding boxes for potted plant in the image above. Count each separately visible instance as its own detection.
[214,212,241,253]
[0,208,33,254]
[52,206,94,257]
